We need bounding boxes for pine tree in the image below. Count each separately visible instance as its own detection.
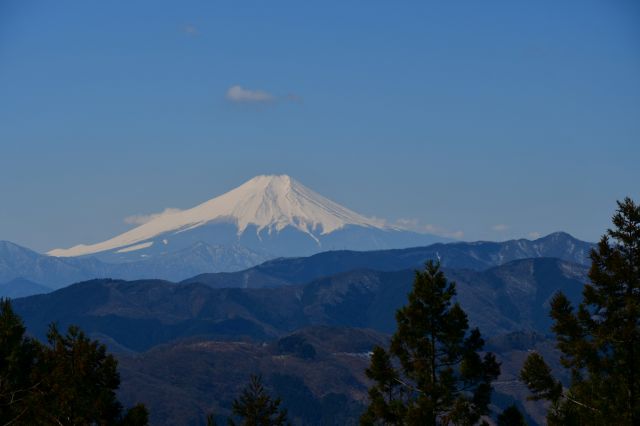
[0,298,148,425]
[206,413,219,426]
[228,374,288,426]
[361,261,500,425]
[496,404,526,426]
[121,404,150,426]
[0,298,40,425]
[36,324,124,425]
[520,197,640,425]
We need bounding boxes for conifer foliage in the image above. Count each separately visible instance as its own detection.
[228,374,288,426]
[496,404,526,426]
[520,197,640,425]
[361,261,500,425]
[0,298,39,425]
[0,298,148,425]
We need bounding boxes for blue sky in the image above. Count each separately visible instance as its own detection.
[1,0,639,252]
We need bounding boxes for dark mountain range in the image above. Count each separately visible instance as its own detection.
[109,242,270,282]
[13,257,587,352]
[0,240,268,291]
[0,240,108,289]
[0,231,592,292]
[183,231,593,288]
[9,254,590,425]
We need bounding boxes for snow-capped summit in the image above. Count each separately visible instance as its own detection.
[194,174,387,235]
[49,175,405,259]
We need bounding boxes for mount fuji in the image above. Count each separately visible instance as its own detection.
[49,175,443,263]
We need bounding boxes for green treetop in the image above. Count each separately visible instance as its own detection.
[228,374,288,426]
[521,197,640,425]
[361,261,500,425]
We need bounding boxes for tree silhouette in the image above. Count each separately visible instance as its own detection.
[0,298,149,425]
[361,261,500,425]
[228,374,288,426]
[496,404,526,426]
[521,198,640,425]
[0,299,40,425]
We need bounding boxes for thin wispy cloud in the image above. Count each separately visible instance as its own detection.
[491,224,509,232]
[395,218,464,240]
[528,231,542,239]
[124,208,182,226]
[395,218,420,229]
[225,85,302,105]
[183,24,198,36]
[226,85,276,103]
[425,225,464,240]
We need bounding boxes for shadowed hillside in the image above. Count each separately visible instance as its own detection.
[14,257,586,352]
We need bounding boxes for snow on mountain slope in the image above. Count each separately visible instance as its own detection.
[49,175,391,258]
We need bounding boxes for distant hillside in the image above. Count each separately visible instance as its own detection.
[0,240,110,289]
[0,232,593,289]
[11,256,588,425]
[0,277,52,298]
[115,328,565,426]
[0,240,269,289]
[183,231,593,288]
[13,257,587,352]
[117,326,386,426]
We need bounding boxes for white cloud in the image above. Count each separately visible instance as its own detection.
[395,218,419,229]
[425,224,464,239]
[124,208,182,226]
[395,218,464,240]
[226,85,275,103]
[491,224,509,232]
[528,231,542,239]
[183,24,198,36]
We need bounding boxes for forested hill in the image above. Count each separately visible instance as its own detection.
[14,257,586,352]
